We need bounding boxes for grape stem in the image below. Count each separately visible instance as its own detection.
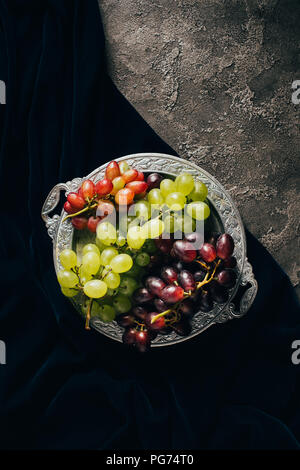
[85,298,93,330]
[62,202,98,222]
[195,260,209,270]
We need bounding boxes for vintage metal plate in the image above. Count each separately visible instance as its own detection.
[42,153,258,347]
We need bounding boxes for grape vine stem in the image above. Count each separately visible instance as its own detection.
[85,298,93,330]
[63,203,98,222]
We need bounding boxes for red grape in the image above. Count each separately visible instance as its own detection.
[117,314,135,327]
[122,169,138,183]
[67,192,85,210]
[199,243,216,263]
[223,256,237,269]
[160,285,184,304]
[136,171,144,181]
[146,173,163,190]
[64,201,77,214]
[217,269,237,288]
[125,181,148,194]
[87,215,101,233]
[81,180,95,200]
[154,238,174,254]
[78,187,84,198]
[105,161,120,180]
[133,288,154,304]
[135,330,151,353]
[145,312,166,331]
[132,306,148,321]
[115,188,135,205]
[216,233,234,260]
[206,232,221,247]
[122,327,137,345]
[184,232,204,250]
[154,298,168,313]
[178,270,196,292]
[96,200,115,218]
[145,276,166,296]
[95,178,113,197]
[173,240,197,263]
[193,270,206,282]
[178,299,194,317]
[160,266,178,284]
[71,216,88,230]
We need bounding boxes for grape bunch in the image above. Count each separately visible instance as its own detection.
[57,159,238,352]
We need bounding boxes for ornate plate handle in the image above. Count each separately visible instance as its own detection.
[41,183,69,242]
[214,259,258,324]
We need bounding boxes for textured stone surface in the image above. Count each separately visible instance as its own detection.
[99,0,300,297]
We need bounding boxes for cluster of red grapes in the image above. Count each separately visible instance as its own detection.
[117,232,236,352]
[63,160,148,231]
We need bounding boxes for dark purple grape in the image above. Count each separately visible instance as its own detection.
[160,285,184,304]
[206,231,221,247]
[199,243,216,263]
[171,319,192,336]
[194,270,206,282]
[199,290,213,312]
[133,287,154,304]
[154,237,173,254]
[172,260,184,271]
[178,270,196,292]
[173,240,197,263]
[117,314,135,327]
[160,266,178,284]
[223,256,237,269]
[146,173,163,190]
[122,327,137,345]
[154,298,168,313]
[217,269,237,288]
[149,254,160,266]
[209,281,229,303]
[216,233,234,260]
[145,276,166,296]
[145,312,166,331]
[184,231,204,250]
[135,330,151,353]
[190,289,201,303]
[178,298,195,317]
[132,306,148,321]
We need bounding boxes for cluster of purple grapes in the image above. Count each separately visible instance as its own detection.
[117,231,236,352]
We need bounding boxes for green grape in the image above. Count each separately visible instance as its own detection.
[186,201,210,220]
[165,192,186,211]
[142,219,165,239]
[128,218,141,230]
[163,214,175,233]
[100,247,118,266]
[113,294,132,314]
[83,279,107,298]
[96,221,117,246]
[119,160,130,174]
[82,243,100,256]
[95,238,107,252]
[148,188,164,205]
[135,252,150,267]
[82,252,101,275]
[127,225,146,249]
[110,254,133,273]
[116,231,126,247]
[174,214,196,233]
[126,263,143,278]
[133,200,150,220]
[106,288,118,296]
[103,271,120,289]
[57,270,79,288]
[119,276,139,296]
[143,238,157,254]
[59,249,77,270]
[79,267,93,285]
[175,173,194,195]
[189,180,208,202]
[160,179,176,198]
[98,305,116,322]
[61,286,78,297]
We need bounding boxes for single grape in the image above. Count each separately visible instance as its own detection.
[96,200,115,218]
[217,269,237,288]
[153,298,168,313]
[145,312,166,331]
[61,286,78,297]
[154,237,173,254]
[160,285,184,304]
[97,304,116,322]
[57,270,79,288]
[172,260,185,271]
[193,270,206,282]
[100,247,118,266]
[148,188,164,205]
[136,252,150,267]
[145,276,166,296]
[95,178,113,197]
[81,180,95,200]
[222,256,237,269]
[127,225,146,250]
[184,231,204,250]
[84,279,107,298]
[160,178,176,198]
[133,200,151,220]
[216,233,234,260]
[119,276,139,296]
[135,330,151,353]
[116,231,126,247]
[132,306,148,321]
[115,188,135,205]
[186,201,210,220]
[189,180,208,202]
[110,254,133,273]
[136,171,144,181]
[113,294,132,313]
[126,181,148,194]
[103,271,120,289]
[199,243,216,263]
[122,327,137,345]
[175,173,194,195]
[79,268,93,285]
[119,160,130,174]
[105,161,120,180]
[72,217,88,230]
[64,201,77,214]
[126,263,143,278]
[142,219,165,239]
[111,176,125,195]
[199,290,213,312]
[83,244,100,256]
[116,313,135,327]
[122,169,138,183]
[133,287,154,304]
[178,270,196,292]
[67,192,85,210]
[206,231,221,247]
[82,252,101,275]
[95,238,107,252]
[59,249,77,270]
[146,173,163,191]
[173,240,197,262]
[178,298,194,317]
[87,216,101,233]
[165,192,186,211]
[160,266,178,284]
[143,238,157,254]
[96,221,117,246]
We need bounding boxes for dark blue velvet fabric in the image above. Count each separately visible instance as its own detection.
[0,0,299,450]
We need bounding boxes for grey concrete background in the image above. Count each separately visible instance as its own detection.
[98,0,300,297]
